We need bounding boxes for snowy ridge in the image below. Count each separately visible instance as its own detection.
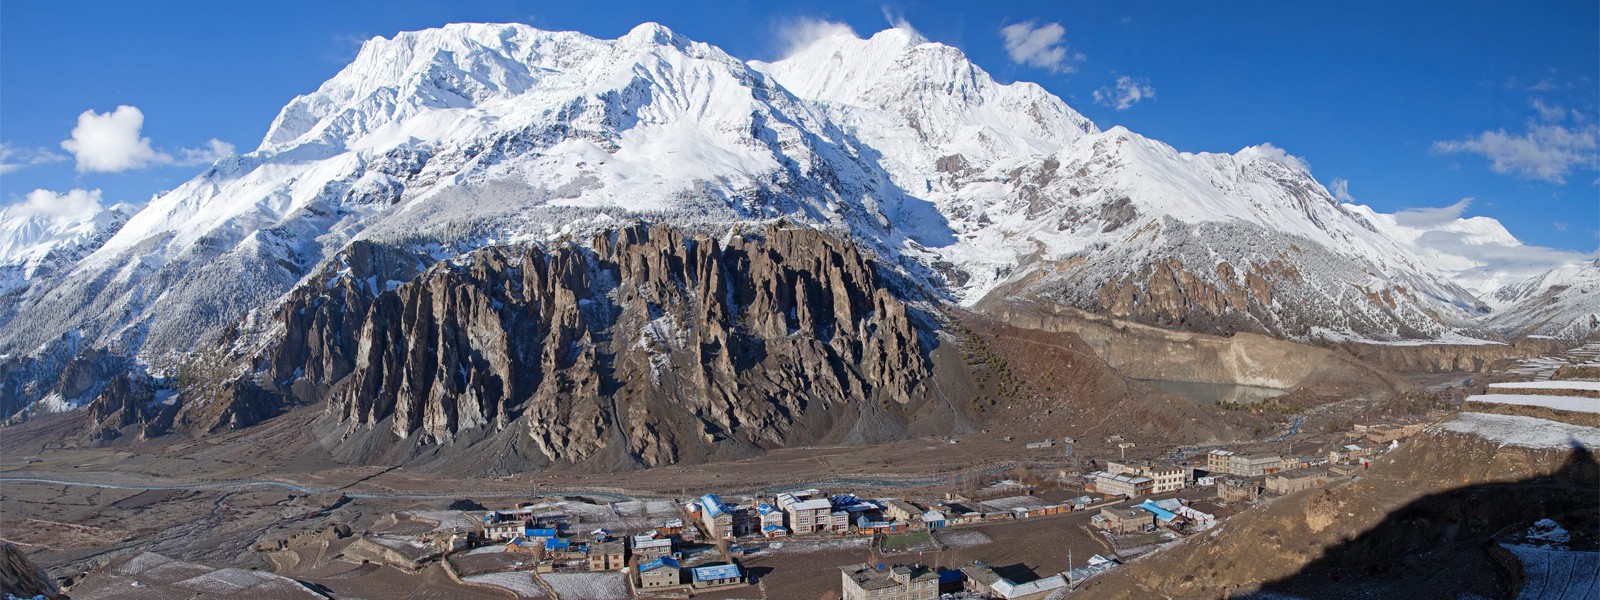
[0,197,136,295]
[0,20,1587,392]
[1486,261,1600,339]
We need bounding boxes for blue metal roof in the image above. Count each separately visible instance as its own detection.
[544,538,570,549]
[640,557,680,573]
[691,564,741,581]
[699,494,726,517]
[1134,501,1178,523]
[526,527,557,537]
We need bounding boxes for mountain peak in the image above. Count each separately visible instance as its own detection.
[866,25,928,48]
[621,21,681,46]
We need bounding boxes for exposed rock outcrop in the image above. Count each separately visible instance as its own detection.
[171,223,944,471]
[1335,337,1575,373]
[0,542,62,600]
[83,371,174,442]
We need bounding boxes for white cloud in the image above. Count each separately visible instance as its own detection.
[1392,198,1472,228]
[1000,20,1082,73]
[1240,143,1310,172]
[1413,227,1592,293]
[1554,221,1569,232]
[774,17,858,58]
[1433,123,1598,184]
[59,105,234,173]
[178,139,236,166]
[61,105,165,172]
[1092,76,1154,110]
[5,188,105,221]
[1329,177,1355,203]
[881,7,920,39]
[1531,98,1568,122]
[0,143,67,175]
[1381,198,1593,295]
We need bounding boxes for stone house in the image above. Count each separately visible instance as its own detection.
[587,538,625,571]
[1096,507,1154,534]
[840,563,939,600]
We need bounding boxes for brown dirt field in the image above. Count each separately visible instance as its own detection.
[450,551,538,577]
[740,509,1121,600]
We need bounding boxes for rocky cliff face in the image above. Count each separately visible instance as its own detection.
[166,223,942,471]
[0,542,62,600]
[1336,337,1576,373]
[0,340,125,422]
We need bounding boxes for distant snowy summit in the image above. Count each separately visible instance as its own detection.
[1,21,1592,373]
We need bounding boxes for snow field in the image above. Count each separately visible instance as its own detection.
[462,572,547,598]
[541,572,629,600]
[1466,394,1600,415]
[1434,413,1600,448]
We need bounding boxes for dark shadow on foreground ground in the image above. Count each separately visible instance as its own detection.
[1243,442,1599,600]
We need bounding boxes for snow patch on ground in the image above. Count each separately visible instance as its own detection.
[750,536,870,555]
[463,572,547,598]
[938,530,993,548]
[1433,413,1600,449]
[1501,545,1600,600]
[1524,519,1573,548]
[1489,381,1600,392]
[1466,394,1600,415]
[541,572,628,600]
[406,510,479,532]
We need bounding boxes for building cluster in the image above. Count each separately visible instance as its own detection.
[478,503,742,592]
[690,490,951,540]
[1351,423,1425,444]
[840,559,1123,600]
[1091,497,1214,535]
[1086,459,1193,498]
[840,563,941,600]
[1203,437,1401,503]
[457,428,1413,597]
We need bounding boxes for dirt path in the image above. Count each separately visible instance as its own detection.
[0,474,639,501]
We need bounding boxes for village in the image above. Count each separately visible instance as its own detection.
[251,419,1430,600]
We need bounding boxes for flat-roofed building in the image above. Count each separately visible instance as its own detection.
[777,491,833,534]
[587,538,625,571]
[1206,450,1234,474]
[1144,465,1185,494]
[840,563,939,600]
[1096,506,1155,534]
[631,535,673,561]
[1208,452,1283,476]
[1090,472,1153,498]
[1266,469,1330,495]
[483,520,525,541]
[960,563,1067,600]
[881,499,923,524]
[1217,477,1262,502]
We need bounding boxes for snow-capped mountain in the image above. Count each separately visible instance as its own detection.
[0,191,136,296]
[1485,261,1600,339]
[0,21,1584,389]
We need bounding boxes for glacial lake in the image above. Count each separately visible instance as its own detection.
[1139,378,1289,406]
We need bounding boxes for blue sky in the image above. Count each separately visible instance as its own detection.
[2,0,1595,254]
